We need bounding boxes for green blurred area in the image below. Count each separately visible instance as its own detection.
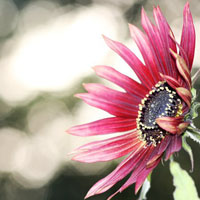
[0,0,200,200]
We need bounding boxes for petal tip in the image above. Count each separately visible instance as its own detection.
[74,93,82,98]
[128,23,135,32]
[92,65,100,72]
[102,34,110,43]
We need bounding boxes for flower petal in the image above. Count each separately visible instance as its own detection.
[156,116,189,135]
[107,146,155,199]
[165,135,182,160]
[103,35,154,90]
[161,74,192,108]
[83,83,139,108]
[75,93,138,118]
[170,49,191,88]
[85,141,146,199]
[142,8,176,77]
[180,2,195,70]
[93,65,148,98]
[67,117,136,136]
[160,74,182,89]
[128,23,161,83]
[157,135,172,155]
[176,87,192,108]
[135,156,161,193]
[72,131,140,163]
[153,6,177,78]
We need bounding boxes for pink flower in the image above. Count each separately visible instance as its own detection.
[67,2,195,199]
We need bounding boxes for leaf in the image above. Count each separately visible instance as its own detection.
[182,136,194,172]
[138,173,151,200]
[170,160,200,200]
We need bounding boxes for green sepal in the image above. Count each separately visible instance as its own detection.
[185,130,200,145]
[138,173,151,200]
[190,102,200,120]
[170,160,200,200]
[191,88,197,102]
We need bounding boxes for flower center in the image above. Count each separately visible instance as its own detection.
[137,81,182,146]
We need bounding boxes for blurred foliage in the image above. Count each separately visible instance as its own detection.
[0,75,97,132]
[124,0,148,23]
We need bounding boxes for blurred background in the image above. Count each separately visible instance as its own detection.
[0,0,200,199]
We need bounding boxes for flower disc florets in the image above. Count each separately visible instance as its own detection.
[137,81,183,146]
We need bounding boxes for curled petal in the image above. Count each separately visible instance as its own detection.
[170,49,191,88]
[178,122,190,133]
[176,87,192,108]
[160,73,182,89]
[156,116,189,135]
[160,74,192,107]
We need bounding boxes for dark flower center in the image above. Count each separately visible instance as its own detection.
[137,81,182,146]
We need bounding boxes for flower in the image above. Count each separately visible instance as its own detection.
[67,2,195,199]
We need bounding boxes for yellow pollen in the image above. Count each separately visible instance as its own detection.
[176,103,183,117]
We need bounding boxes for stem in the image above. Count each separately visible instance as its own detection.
[192,68,200,85]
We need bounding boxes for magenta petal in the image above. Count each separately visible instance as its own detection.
[157,135,171,155]
[93,65,148,98]
[170,49,191,88]
[107,136,171,199]
[75,131,138,151]
[180,2,195,70]
[153,6,177,78]
[85,142,146,199]
[129,24,161,84]
[156,116,185,134]
[135,156,161,193]
[83,83,139,108]
[165,135,182,160]
[68,117,136,136]
[161,74,182,89]
[72,132,140,163]
[141,8,176,77]
[153,6,177,53]
[75,93,138,118]
[107,146,155,199]
[103,35,154,90]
